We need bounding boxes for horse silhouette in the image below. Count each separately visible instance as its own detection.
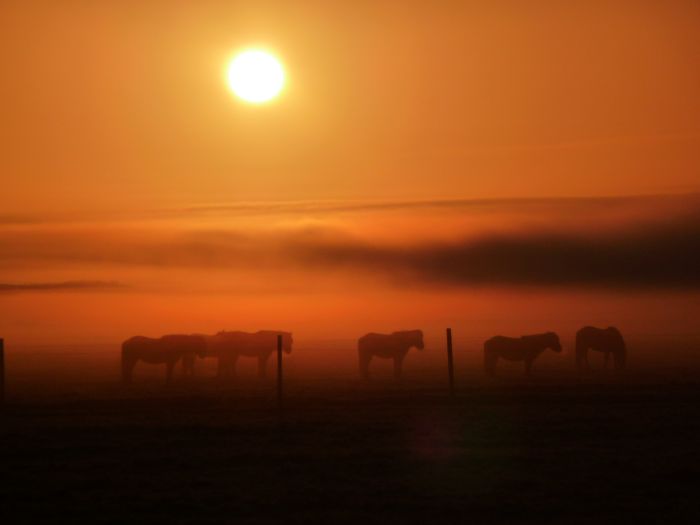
[121,334,207,384]
[204,330,293,378]
[358,330,424,380]
[576,326,626,372]
[484,332,562,376]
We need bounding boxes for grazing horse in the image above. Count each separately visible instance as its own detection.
[204,330,293,379]
[121,334,207,384]
[484,332,562,376]
[358,330,424,380]
[576,326,626,372]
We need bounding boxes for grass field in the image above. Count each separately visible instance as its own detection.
[2,377,699,523]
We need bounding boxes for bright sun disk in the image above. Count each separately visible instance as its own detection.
[226,49,285,104]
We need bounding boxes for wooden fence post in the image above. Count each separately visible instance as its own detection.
[277,334,283,411]
[446,328,455,398]
[0,338,5,406]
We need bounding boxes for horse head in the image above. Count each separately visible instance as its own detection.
[606,326,626,370]
[411,330,425,350]
[547,332,562,352]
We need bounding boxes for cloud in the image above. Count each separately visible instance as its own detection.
[0,214,40,225]
[0,281,125,293]
[295,214,700,289]
[176,192,700,218]
[4,193,698,224]
[0,195,699,290]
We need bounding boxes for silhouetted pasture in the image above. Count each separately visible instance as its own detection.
[1,382,699,523]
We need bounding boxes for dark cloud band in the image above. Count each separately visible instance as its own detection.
[0,281,124,293]
[1,198,699,290]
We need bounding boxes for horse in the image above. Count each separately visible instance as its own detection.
[203,330,293,379]
[484,332,561,376]
[575,326,626,372]
[358,330,424,380]
[121,334,207,384]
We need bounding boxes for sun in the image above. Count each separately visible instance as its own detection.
[226,49,285,104]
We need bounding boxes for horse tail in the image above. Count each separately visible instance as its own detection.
[483,341,497,376]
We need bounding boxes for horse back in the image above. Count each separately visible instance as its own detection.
[122,334,201,363]
[577,326,624,351]
[358,333,382,346]
[122,336,155,354]
[484,335,518,351]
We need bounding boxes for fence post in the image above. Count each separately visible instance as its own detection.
[0,338,4,406]
[277,334,283,412]
[446,328,455,398]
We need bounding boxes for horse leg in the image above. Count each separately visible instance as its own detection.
[488,356,498,376]
[613,348,626,372]
[579,348,591,373]
[394,356,403,380]
[484,349,497,376]
[524,358,533,376]
[575,347,584,372]
[182,355,194,378]
[218,355,232,378]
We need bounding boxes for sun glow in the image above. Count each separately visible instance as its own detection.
[226,49,285,104]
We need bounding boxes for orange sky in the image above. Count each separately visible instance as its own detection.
[1,1,700,344]
[2,1,700,213]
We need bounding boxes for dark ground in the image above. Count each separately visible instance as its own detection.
[2,380,700,524]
